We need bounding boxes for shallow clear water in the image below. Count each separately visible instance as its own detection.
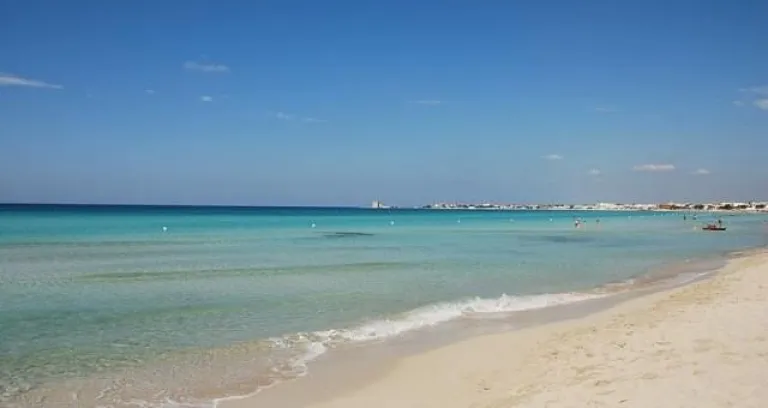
[1,205,766,405]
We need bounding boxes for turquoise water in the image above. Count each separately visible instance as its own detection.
[1,205,767,406]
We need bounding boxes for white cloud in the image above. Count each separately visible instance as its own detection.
[632,164,675,172]
[145,89,155,95]
[692,168,711,175]
[273,111,295,120]
[184,61,230,73]
[739,87,768,110]
[0,73,62,89]
[740,85,768,96]
[753,99,768,110]
[200,95,213,102]
[269,111,326,123]
[410,100,443,105]
[588,168,601,176]
[594,106,617,113]
[732,100,744,106]
[301,117,326,123]
[542,154,563,160]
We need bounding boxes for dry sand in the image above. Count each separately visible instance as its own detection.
[231,250,768,408]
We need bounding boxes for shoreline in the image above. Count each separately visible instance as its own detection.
[219,249,754,408]
[5,246,763,407]
[222,247,768,408]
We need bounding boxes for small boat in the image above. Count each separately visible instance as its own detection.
[702,224,726,231]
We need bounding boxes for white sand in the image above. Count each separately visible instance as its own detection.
[289,251,768,408]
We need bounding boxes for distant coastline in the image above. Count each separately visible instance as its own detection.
[2,201,767,214]
[375,200,768,213]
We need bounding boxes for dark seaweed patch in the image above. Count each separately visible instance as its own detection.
[73,261,409,282]
[523,235,598,244]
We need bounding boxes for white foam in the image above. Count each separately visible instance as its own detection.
[311,292,604,343]
[124,398,215,408]
[134,292,606,408]
[670,270,713,286]
[130,387,270,408]
[284,340,328,376]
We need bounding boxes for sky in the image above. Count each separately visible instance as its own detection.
[1,0,767,207]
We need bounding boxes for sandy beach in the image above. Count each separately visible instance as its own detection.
[225,249,768,408]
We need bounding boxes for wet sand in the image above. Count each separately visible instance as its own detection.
[225,250,768,408]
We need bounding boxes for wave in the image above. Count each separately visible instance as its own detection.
[308,291,604,344]
[253,291,609,395]
[106,291,607,408]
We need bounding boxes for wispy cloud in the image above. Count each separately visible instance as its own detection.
[542,154,563,160]
[692,168,711,175]
[145,89,155,95]
[0,73,62,89]
[754,99,768,110]
[269,111,326,123]
[740,85,768,96]
[301,117,326,123]
[732,100,744,106]
[632,164,675,172]
[409,100,443,105]
[273,111,296,120]
[739,86,768,111]
[594,106,617,113]
[184,61,230,73]
[587,168,601,176]
[200,95,213,102]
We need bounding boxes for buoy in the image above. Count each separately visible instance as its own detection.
[162,226,167,232]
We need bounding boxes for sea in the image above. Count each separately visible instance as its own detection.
[1,204,767,407]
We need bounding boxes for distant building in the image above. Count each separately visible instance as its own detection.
[596,202,620,210]
[418,200,764,212]
[371,200,389,209]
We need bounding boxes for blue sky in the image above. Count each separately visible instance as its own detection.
[1,0,767,206]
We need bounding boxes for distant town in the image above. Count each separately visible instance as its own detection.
[370,200,768,212]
